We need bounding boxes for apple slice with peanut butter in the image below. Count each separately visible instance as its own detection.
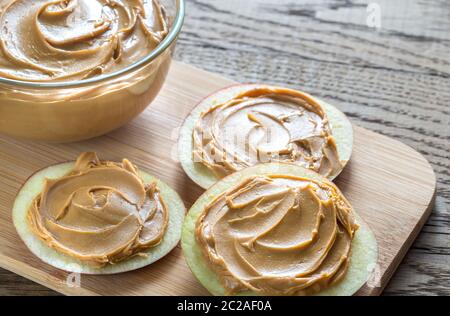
[178,84,353,189]
[182,163,378,296]
[13,152,185,274]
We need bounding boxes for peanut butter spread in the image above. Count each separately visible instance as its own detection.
[193,87,343,179]
[0,0,168,81]
[195,175,358,295]
[27,152,169,266]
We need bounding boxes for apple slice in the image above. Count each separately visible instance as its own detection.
[13,162,185,274]
[178,84,353,189]
[181,163,377,296]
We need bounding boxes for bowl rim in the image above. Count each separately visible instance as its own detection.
[0,0,185,89]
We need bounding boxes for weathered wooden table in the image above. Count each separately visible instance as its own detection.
[1,0,448,296]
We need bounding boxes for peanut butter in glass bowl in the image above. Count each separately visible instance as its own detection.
[0,0,184,142]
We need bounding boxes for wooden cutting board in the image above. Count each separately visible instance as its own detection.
[0,61,436,296]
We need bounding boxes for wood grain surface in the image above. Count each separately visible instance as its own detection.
[1,0,449,296]
[0,62,437,296]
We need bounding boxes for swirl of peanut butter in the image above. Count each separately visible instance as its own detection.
[0,0,168,81]
[195,175,358,295]
[27,152,168,266]
[193,87,343,179]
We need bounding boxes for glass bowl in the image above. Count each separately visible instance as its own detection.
[0,0,185,143]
